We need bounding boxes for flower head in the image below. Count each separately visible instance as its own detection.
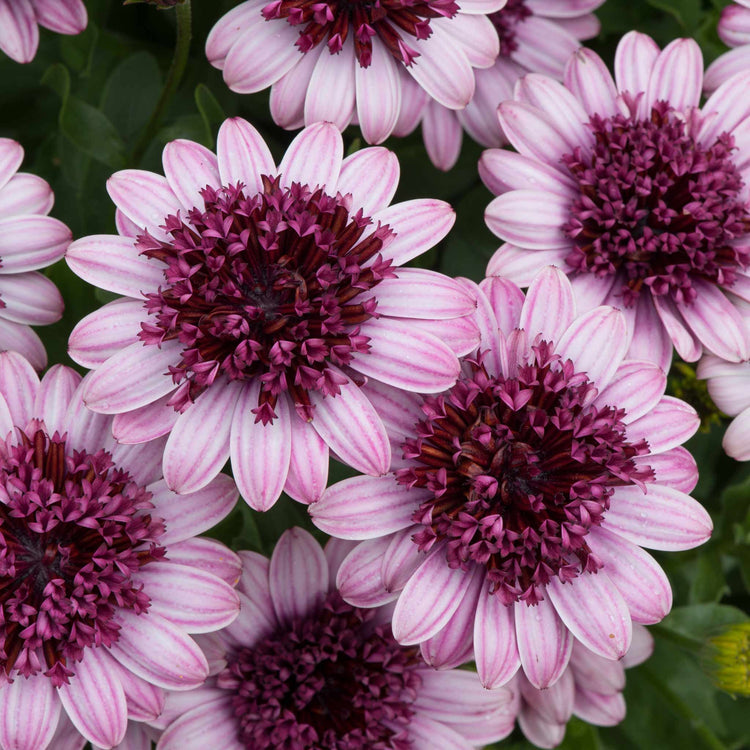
[66,120,475,512]
[154,528,516,749]
[482,32,750,370]
[204,0,504,145]
[0,351,240,749]
[0,0,86,63]
[311,267,711,690]
[0,138,68,369]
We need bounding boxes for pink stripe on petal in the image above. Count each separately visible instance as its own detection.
[518,708,565,749]
[724,409,750,461]
[112,393,179,444]
[0,0,38,63]
[639,446,698,493]
[361,379,427,441]
[622,623,654,668]
[0,215,70,272]
[564,47,619,118]
[520,669,574,725]
[422,99,463,172]
[115,208,141,238]
[230,379,291,511]
[478,149,577,198]
[157,699,242,750]
[36,365,80,435]
[0,173,53,218]
[474,582,521,688]
[704,46,750,94]
[65,234,164,298]
[0,673,60,750]
[237,550,274,612]
[569,642,624,693]
[594,360,666,423]
[136,562,239,632]
[574,687,626,726]
[392,70,428,136]
[485,244,567,287]
[514,595,573,689]
[32,0,87,33]
[58,648,127,748]
[588,527,672,624]
[304,39,356,130]
[269,45,321,129]
[111,439,166,486]
[355,42,401,144]
[223,588,276,646]
[547,572,632,660]
[278,122,343,190]
[149,473,238,545]
[163,380,243,493]
[162,139,221,212]
[216,117,276,194]
[699,70,750,146]
[311,475,420,539]
[167,537,241,586]
[205,0,261,68]
[485,190,571,250]
[108,658,164,722]
[627,293,673,371]
[62,384,114,454]
[0,349,38,425]
[604,484,712,550]
[269,527,328,625]
[391,550,475,645]
[371,199,455,266]
[0,320,45,370]
[310,372,390,475]
[336,537,398,607]
[626,395,699,454]
[614,31,660,103]
[460,279,503,376]
[645,38,703,113]
[337,147,399,215]
[106,171,182,241]
[0,139,23,192]
[0,395,13,440]
[402,314,480,358]
[441,13,498,68]
[81,339,181,414]
[652,293,702,361]
[382,526,424,593]
[407,714,475,750]
[283,413,329,503]
[324,537,357,587]
[0,272,62,325]
[520,266,576,343]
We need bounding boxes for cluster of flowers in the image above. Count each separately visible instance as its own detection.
[1,0,750,748]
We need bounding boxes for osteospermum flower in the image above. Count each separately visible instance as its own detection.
[66,120,475,511]
[704,1,750,92]
[205,0,504,146]
[0,0,86,63]
[0,138,68,369]
[311,267,712,690]
[416,0,605,170]
[513,624,653,748]
[0,351,240,750]
[153,528,516,750]
[482,32,750,371]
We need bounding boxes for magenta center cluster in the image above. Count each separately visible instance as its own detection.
[0,429,165,686]
[562,102,750,307]
[218,591,422,749]
[398,341,654,606]
[138,177,397,421]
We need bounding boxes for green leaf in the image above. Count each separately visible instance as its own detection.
[42,62,71,101]
[195,83,226,148]
[59,22,99,74]
[688,549,730,604]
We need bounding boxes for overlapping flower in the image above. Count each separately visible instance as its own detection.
[66,119,476,512]
[311,267,711,690]
[483,32,750,371]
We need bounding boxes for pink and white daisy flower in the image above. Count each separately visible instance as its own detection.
[482,32,750,371]
[512,624,653,748]
[0,351,241,750]
[205,0,505,145]
[153,527,517,750]
[705,1,750,92]
[0,0,86,63]
[415,0,605,170]
[0,138,68,369]
[310,267,711,691]
[66,119,475,512]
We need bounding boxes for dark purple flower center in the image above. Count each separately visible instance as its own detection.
[261,0,459,67]
[562,102,750,307]
[218,591,422,749]
[0,428,165,686]
[138,177,396,422]
[397,341,654,606]
[490,0,532,58]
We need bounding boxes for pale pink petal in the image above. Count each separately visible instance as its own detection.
[520,266,576,342]
[440,13,498,68]
[458,63,513,148]
[614,31,660,101]
[0,394,13,440]
[625,395,699,454]
[407,715,475,750]
[0,215,70,272]
[519,668,574,724]
[622,623,654,668]
[422,101,463,171]
[569,642,625,693]
[269,46,322,129]
[304,38,355,130]
[0,139,24,192]
[311,475,421,538]
[474,582,521,688]
[381,526,425,593]
[402,315,480,358]
[0,0,38,63]
[594,360,666,423]
[486,190,571,250]
[391,551,476,644]
[149,474,239,545]
[157,699,242,750]
[456,0,506,11]
[237,550,274,611]
[645,38,702,112]
[512,16,579,78]
[62,384,114,454]
[310,372,390,475]
[163,380,243,493]
[355,41,401,144]
[514,595,573,689]
[570,273,617,314]
[628,294,673,371]
[392,67,429,137]
[111,439,167,486]
[65,234,164,298]
[58,648,127,748]
[283,413,329,503]
[230,379,291,511]
[167,537,242,586]
[115,209,141,238]
[0,349,38,425]
[336,537,399,607]
[564,47,619,117]
[336,147,399,215]
[361,379,423,441]
[0,320,46,370]
[724,408,750,460]
[324,537,357,586]
[478,149,577,198]
[652,294,702,363]
[485,244,567,286]
[704,47,750,93]
[269,527,328,624]
[0,673,60,750]
[111,393,179,444]
[461,279,502,376]
[205,0,261,68]
[32,0,87,34]
[278,121,343,190]
[574,688,626,726]
[0,272,60,326]
[704,365,750,415]
[36,365,81,434]
[604,484,712,550]
[162,139,221,212]
[640,446,698,493]
[216,117,276,194]
[699,70,750,146]
[518,707,566,749]
[0,173,53,217]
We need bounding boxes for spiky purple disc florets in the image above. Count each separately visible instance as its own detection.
[563,102,750,306]
[218,591,421,749]
[489,0,532,57]
[397,341,654,606]
[0,428,165,686]
[138,177,396,421]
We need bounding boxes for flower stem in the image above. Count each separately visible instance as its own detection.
[131,0,193,165]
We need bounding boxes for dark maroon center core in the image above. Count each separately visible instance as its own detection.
[0,429,164,685]
[397,342,654,606]
[218,592,422,749]
[490,0,532,58]
[138,178,396,422]
[261,0,459,67]
[562,102,750,307]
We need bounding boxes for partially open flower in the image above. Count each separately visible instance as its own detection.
[701,621,750,697]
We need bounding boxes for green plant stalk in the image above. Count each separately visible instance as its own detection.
[131,0,192,165]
